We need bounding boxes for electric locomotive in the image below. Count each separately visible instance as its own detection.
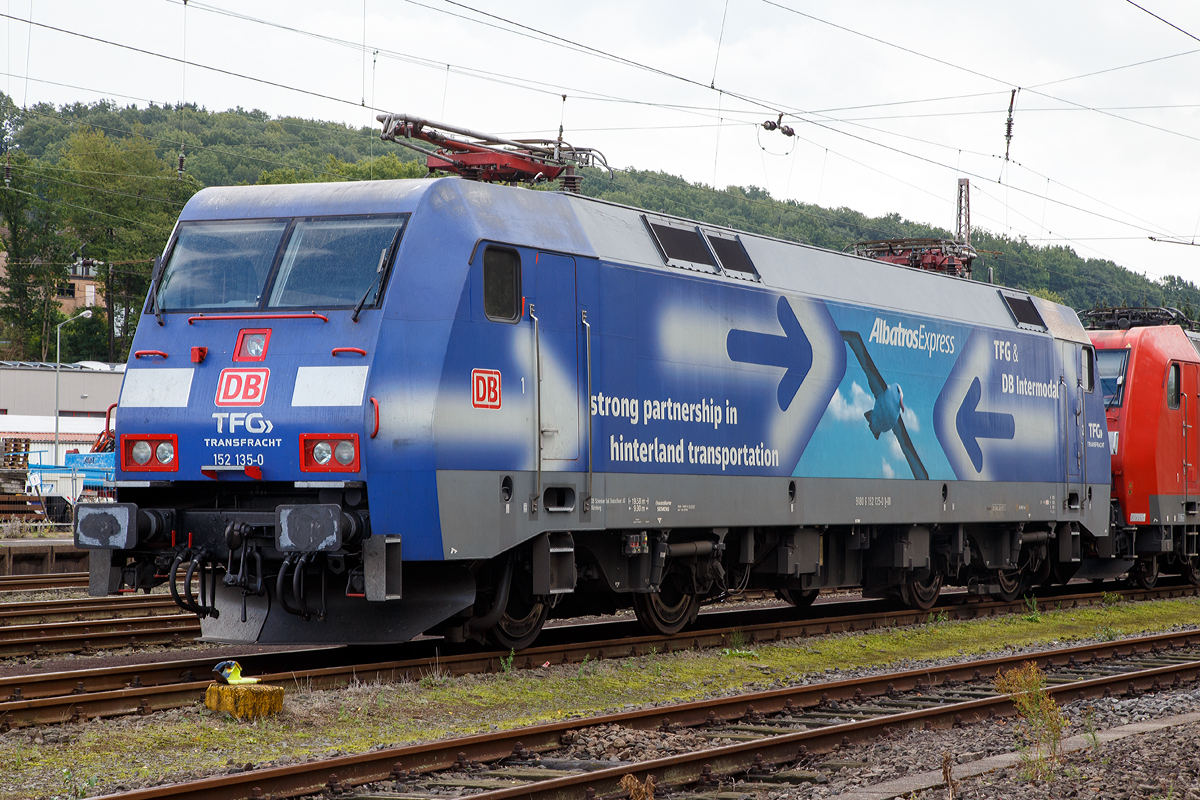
[72,116,1113,648]
[1085,307,1200,588]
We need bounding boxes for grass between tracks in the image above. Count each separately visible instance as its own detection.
[3,595,1200,799]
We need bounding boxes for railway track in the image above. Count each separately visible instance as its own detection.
[0,613,200,659]
[0,571,89,592]
[83,627,1200,800]
[1,582,1196,732]
[0,574,205,657]
[0,594,179,626]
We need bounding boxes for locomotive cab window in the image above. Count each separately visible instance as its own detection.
[155,220,288,310]
[1082,346,1095,392]
[483,248,521,322]
[268,215,405,309]
[1097,348,1129,408]
[1168,362,1181,410]
[154,214,407,313]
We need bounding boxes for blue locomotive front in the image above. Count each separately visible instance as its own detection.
[74,176,1113,647]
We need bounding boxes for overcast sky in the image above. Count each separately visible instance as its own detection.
[5,0,1200,288]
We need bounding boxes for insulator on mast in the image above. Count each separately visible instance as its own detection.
[177,145,186,180]
[1003,89,1016,162]
[3,154,10,189]
[956,178,971,246]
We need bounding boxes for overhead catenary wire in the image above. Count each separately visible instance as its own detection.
[711,0,730,88]
[133,1,1200,250]
[158,0,1200,243]
[3,185,165,229]
[1124,0,1200,46]
[6,82,1178,273]
[3,21,1169,248]
[8,162,190,207]
[4,4,1195,291]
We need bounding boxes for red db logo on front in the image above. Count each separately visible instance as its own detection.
[215,368,270,407]
[472,369,502,409]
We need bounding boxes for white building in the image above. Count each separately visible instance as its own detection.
[0,362,124,465]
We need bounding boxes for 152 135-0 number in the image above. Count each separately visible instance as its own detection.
[212,452,265,467]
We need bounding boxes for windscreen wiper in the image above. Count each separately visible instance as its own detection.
[351,248,388,323]
[150,283,164,326]
[149,256,164,325]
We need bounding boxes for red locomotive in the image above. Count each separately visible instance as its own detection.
[1085,307,1200,587]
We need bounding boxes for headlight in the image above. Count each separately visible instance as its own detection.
[334,440,355,465]
[155,441,175,464]
[242,333,266,358]
[131,440,152,465]
[312,441,333,465]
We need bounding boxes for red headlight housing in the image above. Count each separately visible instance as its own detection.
[233,328,271,362]
[120,434,179,472]
[299,433,360,472]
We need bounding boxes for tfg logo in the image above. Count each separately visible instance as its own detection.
[472,369,501,409]
[216,368,270,407]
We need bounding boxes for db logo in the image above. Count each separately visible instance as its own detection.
[216,368,270,407]
[472,369,501,409]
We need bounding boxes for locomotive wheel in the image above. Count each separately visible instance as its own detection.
[1180,556,1200,586]
[777,588,819,609]
[633,569,700,636]
[898,572,942,611]
[991,568,1026,602]
[1028,552,1052,589]
[487,596,550,651]
[1130,557,1159,590]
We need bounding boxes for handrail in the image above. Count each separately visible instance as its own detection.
[581,309,593,513]
[369,397,380,439]
[530,305,541,513]
[187,312,328,324]
[133,350,169,359]
[1184,391,1190,516]
[332,347,368,357]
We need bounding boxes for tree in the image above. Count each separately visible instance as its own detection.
[0,150,75,360]
[256,152,426,184]
[1029,287,1068,305]
[49,128,199,361]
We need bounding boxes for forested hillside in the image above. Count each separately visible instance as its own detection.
[1,95,1196,362]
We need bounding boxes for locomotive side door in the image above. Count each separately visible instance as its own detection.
[1062,341,1085,510]
[530,252,580,463]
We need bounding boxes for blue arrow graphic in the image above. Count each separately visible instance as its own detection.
[727,296,813,411]
[956,376,1016,473]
